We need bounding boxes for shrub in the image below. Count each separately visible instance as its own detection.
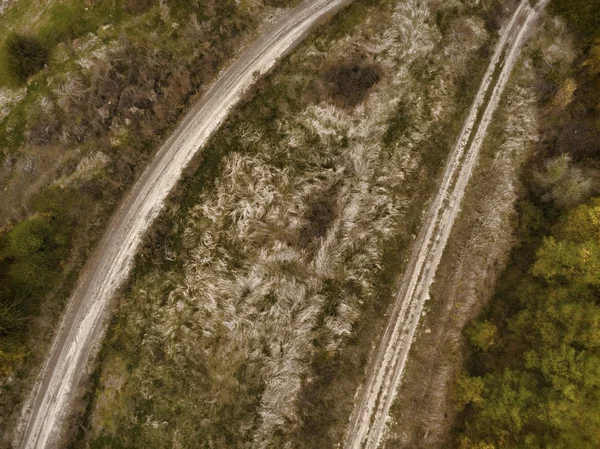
[322,55,382,108]
[2,32,49,84]
[532,154,592,208]
[298,191,338,248]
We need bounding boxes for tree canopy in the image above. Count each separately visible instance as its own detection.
[457,199,600,449]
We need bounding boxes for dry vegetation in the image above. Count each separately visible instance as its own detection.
[0,0,296,444]
[79,1,518,448]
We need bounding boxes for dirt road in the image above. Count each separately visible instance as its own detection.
[15,1,353,447]
[343,1,548,448]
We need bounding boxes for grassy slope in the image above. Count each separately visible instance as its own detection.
[0,0,288,443]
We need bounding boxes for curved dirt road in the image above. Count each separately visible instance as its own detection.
[15,1,353,447]
[343,1,548,448]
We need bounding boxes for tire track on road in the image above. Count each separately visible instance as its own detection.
[343,2,548,448]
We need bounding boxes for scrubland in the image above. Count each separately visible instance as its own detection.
[0,0,296,443]
[80,1,520,448]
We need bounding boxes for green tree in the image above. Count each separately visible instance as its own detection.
[456,198,600,448]
[455,374,485,407]
[466,321,498,352]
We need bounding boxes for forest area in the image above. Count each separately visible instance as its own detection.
[454,0,600,447]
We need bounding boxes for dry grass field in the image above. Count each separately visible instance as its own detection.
[78,1,521,448]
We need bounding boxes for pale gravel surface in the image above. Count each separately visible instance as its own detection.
[343,1,549,448]
[14,1,353,447]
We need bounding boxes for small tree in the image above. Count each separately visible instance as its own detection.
[2,32,49,84]
[466,320,498,352]
[455,373,484,407]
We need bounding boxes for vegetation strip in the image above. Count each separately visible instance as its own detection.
[343,2,548,448]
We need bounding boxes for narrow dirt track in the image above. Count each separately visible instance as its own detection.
[343,1,548,448]
[15,1,353,447]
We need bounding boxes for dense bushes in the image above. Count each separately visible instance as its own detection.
[0,210,74,374]
[549,0,600,44]
[454,2,600,446]
[1,33,49,84]
[456,199,600,449]
[322,55,382,108]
